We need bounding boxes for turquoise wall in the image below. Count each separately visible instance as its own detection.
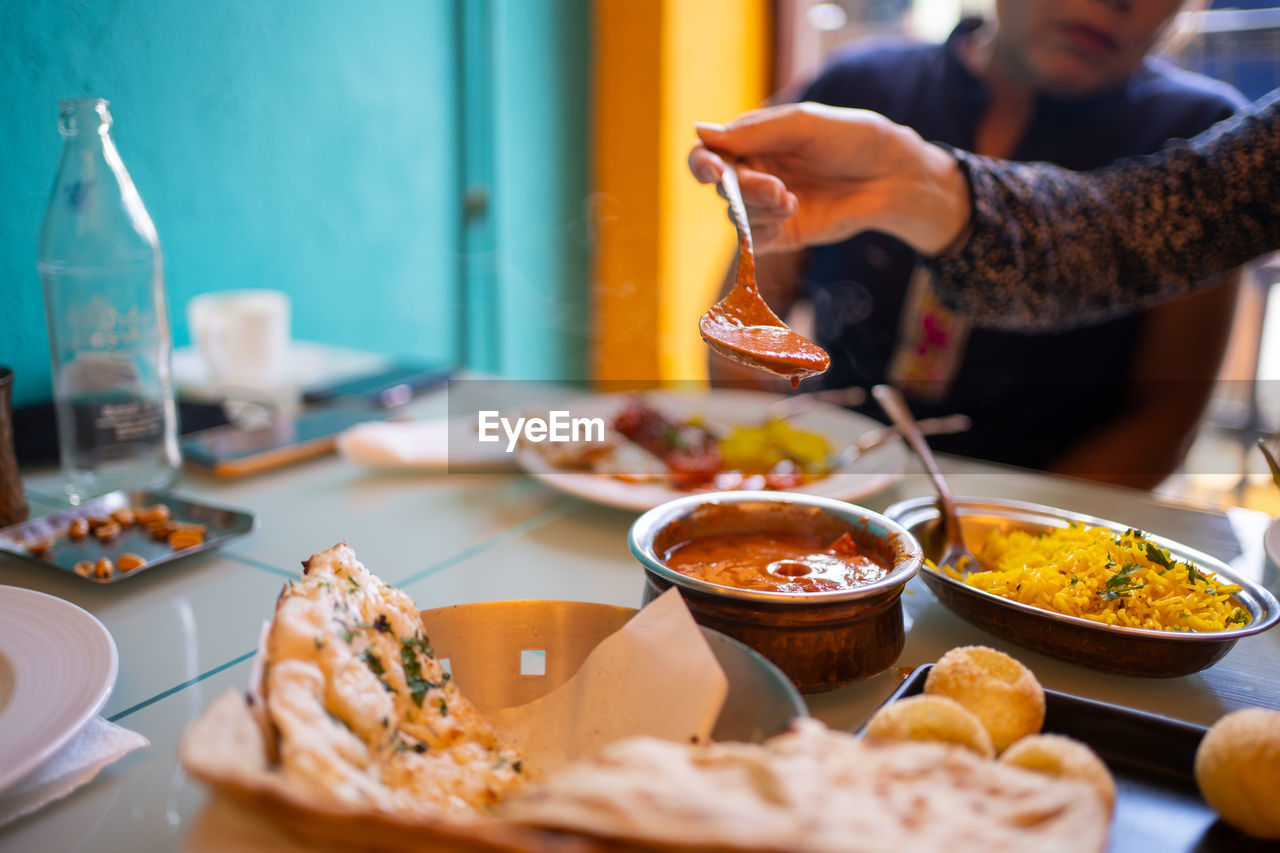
[0,0,590,407]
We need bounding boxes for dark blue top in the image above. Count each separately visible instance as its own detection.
[800,20,1246,469]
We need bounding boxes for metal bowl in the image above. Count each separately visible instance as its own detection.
[885,496,1280,677]
[629,491,923,693]
[420,599,806,742]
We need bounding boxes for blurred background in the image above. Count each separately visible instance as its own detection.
[4,0,1280,507]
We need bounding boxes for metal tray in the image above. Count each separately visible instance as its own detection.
[0,490,255,583]
[866,664,1273,852]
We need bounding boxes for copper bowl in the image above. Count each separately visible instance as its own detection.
[629,491,923,693]
[885,496,1280,677]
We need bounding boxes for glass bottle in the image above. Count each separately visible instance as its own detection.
[38,98,180,502]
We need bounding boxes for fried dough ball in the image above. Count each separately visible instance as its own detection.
[1194,708,1280,839]
[924,646,1045,752]
[863,694,995,759]
[1000,734,1116,813]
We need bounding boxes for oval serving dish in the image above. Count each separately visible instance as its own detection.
[630,491,923,693]
[885,496,1280,677]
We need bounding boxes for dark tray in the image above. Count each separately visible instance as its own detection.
[0,489,255,583]
[865,664,1271,852]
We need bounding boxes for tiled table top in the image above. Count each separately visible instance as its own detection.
[2,400,1278,851]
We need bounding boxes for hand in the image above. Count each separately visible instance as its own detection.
[688,102,971,255]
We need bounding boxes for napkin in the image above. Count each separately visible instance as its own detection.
[335,416,517,472]
[487,588,730,774]
[0,717,148,827]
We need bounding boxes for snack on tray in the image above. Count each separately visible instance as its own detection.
[999,734,1116,812]
[498,718,1108,853]
[862,694,995,759]
[924,645,1045,752]
[1195,707,1280,839]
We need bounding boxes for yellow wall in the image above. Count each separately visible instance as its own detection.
[593,0,772,384]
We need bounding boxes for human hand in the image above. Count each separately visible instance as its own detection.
[688,102,970,255]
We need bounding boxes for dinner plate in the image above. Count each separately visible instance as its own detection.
[0,586,118,793]
[515,389,908,512]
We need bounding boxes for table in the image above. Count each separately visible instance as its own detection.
[2,391,1278,851]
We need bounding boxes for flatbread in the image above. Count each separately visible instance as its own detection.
[498,718,1109,853]
[259,543,527,818]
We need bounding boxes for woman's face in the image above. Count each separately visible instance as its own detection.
[994,0,1190,97]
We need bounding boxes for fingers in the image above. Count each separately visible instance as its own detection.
[688,143,725,184]
[695,105,808,156]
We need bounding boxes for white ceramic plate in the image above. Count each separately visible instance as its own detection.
[516,389,908,511]
[0,586,118,793]
[1265,516,1280,569]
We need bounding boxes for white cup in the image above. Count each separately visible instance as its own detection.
[186,289,293,412]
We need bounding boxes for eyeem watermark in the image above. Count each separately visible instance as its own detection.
[477,410,606,452]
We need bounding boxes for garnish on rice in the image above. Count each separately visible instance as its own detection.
[934,524,1248,632]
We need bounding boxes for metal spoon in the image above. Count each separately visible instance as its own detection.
[871,384,978,572]
[1259,439,1280,491]
[699,161,830,388]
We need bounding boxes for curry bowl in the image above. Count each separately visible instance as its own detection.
[885,496,1280,677]
[628,491,923,693]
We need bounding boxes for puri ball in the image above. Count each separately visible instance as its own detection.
[924,646,1045,752]
[1195,708,1280,839]
[1000,734,1116,813]
[863,694,996,759]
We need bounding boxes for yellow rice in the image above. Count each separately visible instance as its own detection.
[936,524,1249,632]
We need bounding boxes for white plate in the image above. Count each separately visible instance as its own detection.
[1265,516,1280,569]
[0,586,118,793]
[516,389,908,511]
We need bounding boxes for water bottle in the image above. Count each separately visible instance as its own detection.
[38,98,180,502]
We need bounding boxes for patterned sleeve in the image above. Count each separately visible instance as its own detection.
[925,91,1280,330]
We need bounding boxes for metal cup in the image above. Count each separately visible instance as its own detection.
[0,368,28,527]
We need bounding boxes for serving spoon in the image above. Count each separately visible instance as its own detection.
[699,160,830,388]
[871,384,978,572]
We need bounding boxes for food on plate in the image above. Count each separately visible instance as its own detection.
[254,543,528,818]
[924,645,1045,752]
[661,528,890,594]
[862,694,996,758]
[939,524,1249,632]
[537,397,836,491]
[1194,707,1280,839]
[999,734,1116,812]
[500,717,1107,852]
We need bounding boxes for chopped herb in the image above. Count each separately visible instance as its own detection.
[1179,611,1191,618]
[513,760,523,774]
[372,614,392,633]
[347,577,361,594]
[362,649,386,676]
[314,638,325,651]
[492,757,507,771]
[1229,609,1249,625]
[400,636,445,708]
[1187,563,1207,586]
[337,628,353,643]
[1069,575,1079,585]
[1143,542,1175,572]
[438,698,448,716]
[1100,563,1146,602]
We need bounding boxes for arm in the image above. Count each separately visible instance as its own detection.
[930,96,1280,328]
[1046,273,1239,489]
[707,248,808,390]
[690,92,1280,330]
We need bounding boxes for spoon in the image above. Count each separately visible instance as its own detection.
[699,160,830,388]
[871,384,978,572]
[1259,439,1280,491]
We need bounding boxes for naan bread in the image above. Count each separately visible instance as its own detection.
[499,718,1109,853]
[259,543,527,819]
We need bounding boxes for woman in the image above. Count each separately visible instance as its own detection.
[707,0,1244,488]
